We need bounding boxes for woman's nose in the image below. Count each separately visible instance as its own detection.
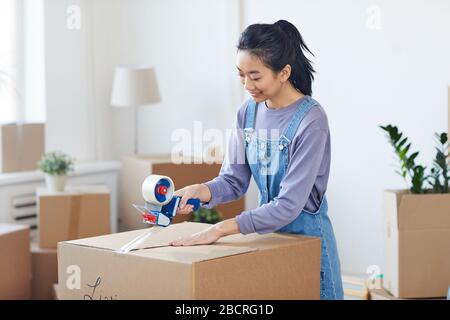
[244,78,255,91]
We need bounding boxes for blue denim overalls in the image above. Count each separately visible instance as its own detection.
[243,96,344,300]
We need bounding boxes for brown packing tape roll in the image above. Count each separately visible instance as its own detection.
[68,195,82,240]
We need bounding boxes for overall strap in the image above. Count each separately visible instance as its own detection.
[281,96,316,144]
[244,99,257,129]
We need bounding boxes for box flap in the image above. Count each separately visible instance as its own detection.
[64,222,212,251]
[217,231,318,250]
[63,222,256,264]
[132,244,256,263]
[62,222,320,264]
[0,223,29,236]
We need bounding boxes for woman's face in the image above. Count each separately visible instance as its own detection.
[236,50,288,103]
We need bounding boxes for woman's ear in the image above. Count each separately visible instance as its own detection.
[279,64,292,83]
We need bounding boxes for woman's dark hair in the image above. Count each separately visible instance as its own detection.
[237,20,315,96]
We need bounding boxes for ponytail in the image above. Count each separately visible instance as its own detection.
[237,20,315,96]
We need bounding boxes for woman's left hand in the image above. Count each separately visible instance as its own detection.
[169,226,222,246]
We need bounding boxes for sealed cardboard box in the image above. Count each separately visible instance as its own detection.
[37,185,111,249]
[0,123,45,173]
[120,154,245,231]
[0,224,32,299]
[31,242,58,300]
[383,190,450,298]
[58,222,320,300]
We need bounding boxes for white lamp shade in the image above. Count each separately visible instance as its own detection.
[110,66,161,107]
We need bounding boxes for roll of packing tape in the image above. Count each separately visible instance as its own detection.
[141,174,175,205]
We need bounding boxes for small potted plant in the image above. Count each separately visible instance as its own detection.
[190,207,223,224]
[38,151,74,192]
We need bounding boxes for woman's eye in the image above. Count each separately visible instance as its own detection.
[252,78,261,81]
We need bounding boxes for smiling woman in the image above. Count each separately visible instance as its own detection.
[172,20,344,300]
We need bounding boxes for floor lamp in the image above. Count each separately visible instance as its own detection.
[110,65,161,154]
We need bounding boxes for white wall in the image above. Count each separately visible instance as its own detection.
[42,0,450,275]
[90,0,243,159]
[23,0,46,123]
[43,0,97,161]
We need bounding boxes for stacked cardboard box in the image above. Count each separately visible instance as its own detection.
[119,155,245,231]
[32,185,111,299]
[0,224,32,299]
[57,222,321,300]
[37,185,111,248]
[383,190,450,298]
[342,275,370,300]
[31,243,58,300]
[0,123,45,173]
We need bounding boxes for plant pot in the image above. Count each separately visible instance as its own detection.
[45,174,67,192]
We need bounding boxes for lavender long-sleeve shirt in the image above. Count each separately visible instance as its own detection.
[204,95,331,234]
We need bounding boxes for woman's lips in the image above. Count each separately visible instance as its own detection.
[249,91,261,97]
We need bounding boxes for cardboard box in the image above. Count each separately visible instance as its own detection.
[119,154,245,231]
[0,123,45,173]
[383,190,450,298]
[58,222,321,300]
[37,185,111,249]
[31,242,58,300]
[0,224,32,299]
[342,275,370,300]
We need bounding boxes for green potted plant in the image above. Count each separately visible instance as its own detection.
[190,207,223,224]
[379,124,450,299]
[38,151,74,192]
[380,124,449,194]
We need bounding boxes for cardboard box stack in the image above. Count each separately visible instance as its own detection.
[37,185,111,249]
[0,224,32,299]
[58,222,321,300]
[383,190,450,298]
[0,123,45,173]
[31,243,58,300]
[120,155,245,231]
[33,185,111,299]
[342,275,370,300]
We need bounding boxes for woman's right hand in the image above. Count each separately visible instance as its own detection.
[174,184,212,215]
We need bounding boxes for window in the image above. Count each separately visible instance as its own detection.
[0,0,19,124]
[0,0,46,124]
